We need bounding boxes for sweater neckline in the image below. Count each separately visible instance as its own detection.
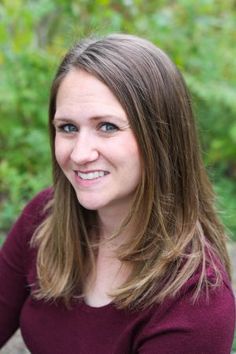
[79,299,115,313]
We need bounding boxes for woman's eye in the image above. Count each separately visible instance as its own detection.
[99,122,119,133]
[57,124,77,133]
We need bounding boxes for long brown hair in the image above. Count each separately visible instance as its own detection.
[32,34,231,309]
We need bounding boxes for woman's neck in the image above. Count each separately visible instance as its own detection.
[83,206,134,307]
[96,203,134,245]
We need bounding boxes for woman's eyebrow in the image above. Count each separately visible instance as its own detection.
[53,115,128,125]
[91,115,128,124]
[52,117,75,124]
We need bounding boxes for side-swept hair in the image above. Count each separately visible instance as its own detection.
[32,34,231,309]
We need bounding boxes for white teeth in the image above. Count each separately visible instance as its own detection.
[78,171,106,180]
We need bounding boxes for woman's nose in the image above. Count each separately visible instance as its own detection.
[70,133,99,165]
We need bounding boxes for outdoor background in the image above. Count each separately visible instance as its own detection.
[0,0,235,352]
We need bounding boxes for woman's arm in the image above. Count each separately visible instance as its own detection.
[0,189,51,347]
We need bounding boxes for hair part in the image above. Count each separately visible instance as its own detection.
[32,33,231,309]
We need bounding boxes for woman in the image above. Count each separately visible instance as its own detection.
[0,34,235,353]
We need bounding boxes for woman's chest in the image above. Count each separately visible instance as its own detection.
[19,296,146,354]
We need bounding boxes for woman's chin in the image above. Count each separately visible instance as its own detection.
[76,195,106,211]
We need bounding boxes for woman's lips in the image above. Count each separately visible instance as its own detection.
[77,170,109,180]
[73,170,110,186]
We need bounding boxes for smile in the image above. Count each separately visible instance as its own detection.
[77,171,109,180]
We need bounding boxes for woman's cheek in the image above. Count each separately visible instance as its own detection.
[54,137,69,167]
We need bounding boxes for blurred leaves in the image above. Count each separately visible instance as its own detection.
[0,0,236,240]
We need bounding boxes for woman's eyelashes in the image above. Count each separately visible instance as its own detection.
[54,121,120,134]
[56,123,78,133]
[98,122,119,133]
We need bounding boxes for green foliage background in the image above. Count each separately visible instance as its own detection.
[0,0,236,243]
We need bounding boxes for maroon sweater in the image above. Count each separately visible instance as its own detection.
[0,189,235,354]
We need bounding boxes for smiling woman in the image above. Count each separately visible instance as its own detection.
[0,34,235,354]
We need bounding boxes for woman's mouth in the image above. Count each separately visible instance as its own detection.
[76,170,109,180]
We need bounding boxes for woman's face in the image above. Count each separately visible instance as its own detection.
[53,69,141,215]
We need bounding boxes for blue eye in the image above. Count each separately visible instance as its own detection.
[58,124,77,133]
[99,122,119,133]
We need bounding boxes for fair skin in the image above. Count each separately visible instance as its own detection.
[54,69,141,306]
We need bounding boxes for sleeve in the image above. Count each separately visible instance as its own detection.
[0,189,51,348]
[137,278,235,354]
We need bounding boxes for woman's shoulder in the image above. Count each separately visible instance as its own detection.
[137,262,235,353]
[0,188,53,286]
[158,258,235,324]
[21,187,53,219]
[2,188,53,250]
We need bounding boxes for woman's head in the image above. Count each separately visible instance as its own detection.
[53,69,142,214]
[49,34,200,235]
